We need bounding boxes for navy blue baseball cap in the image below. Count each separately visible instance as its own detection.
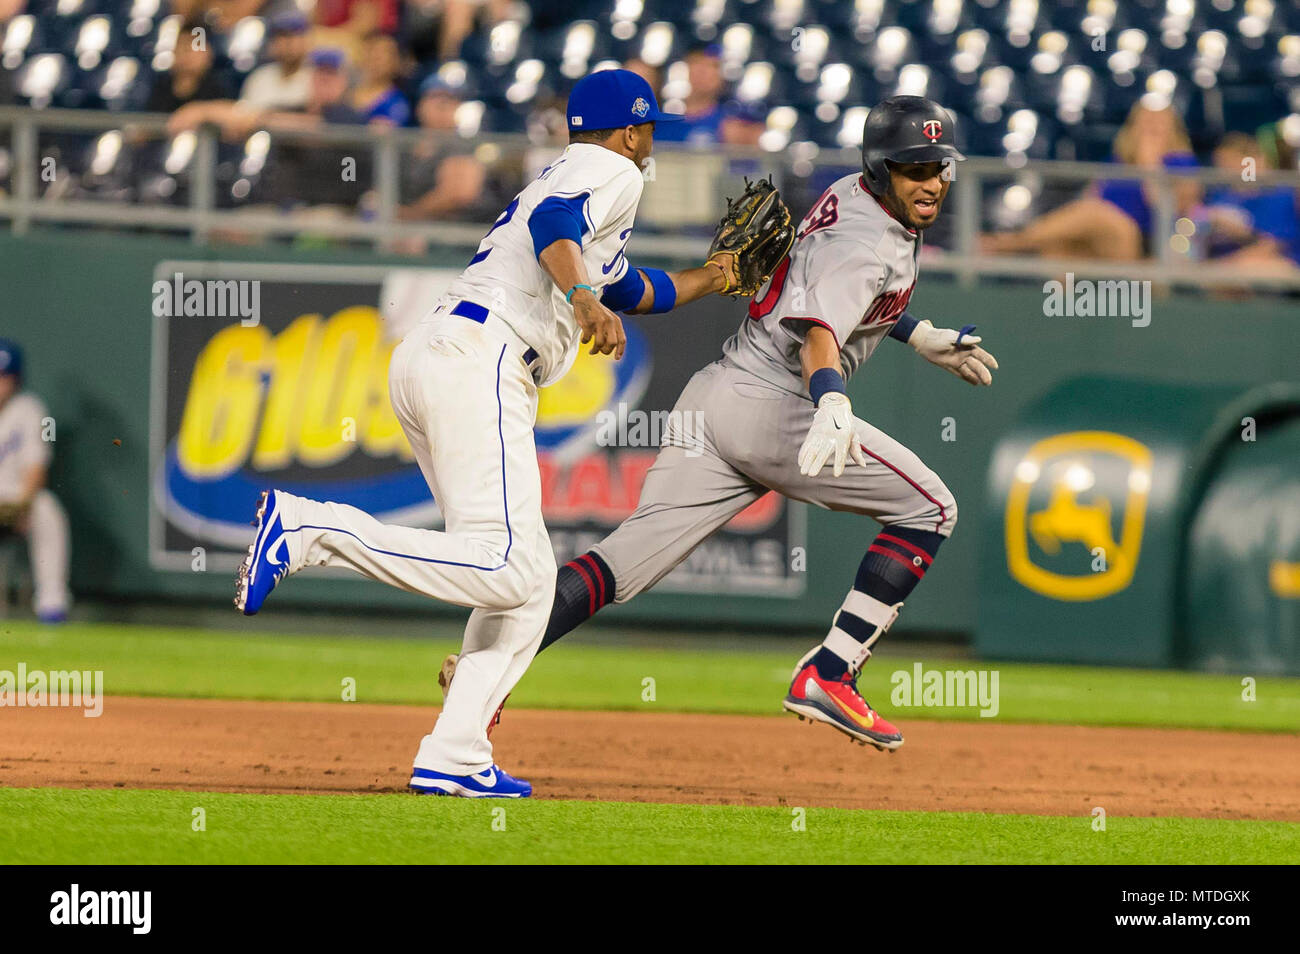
[269,12,309,35]
[419,74,461,98]
[309,48,346,71]
[0,338,23,378]
[567,69,681,133]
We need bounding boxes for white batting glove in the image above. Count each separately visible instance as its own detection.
[798,393,868,478]
[908,320,999,386]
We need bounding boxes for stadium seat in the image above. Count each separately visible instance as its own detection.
[3,0,1297,220]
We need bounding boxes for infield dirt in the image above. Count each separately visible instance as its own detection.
[2,696,1297,820]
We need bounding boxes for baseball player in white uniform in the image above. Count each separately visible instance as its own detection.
[0,339,71,623]
[234,69,740,797]
[453,96,1001,752]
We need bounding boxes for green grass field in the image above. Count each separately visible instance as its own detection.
[3,621,1297,730]
[2,788,1296,865]
[3,621,1298,864]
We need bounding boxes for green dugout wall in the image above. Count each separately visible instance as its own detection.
[978,378,1300,671]
[2,230,1297,667]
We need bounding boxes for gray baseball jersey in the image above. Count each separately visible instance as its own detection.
[590,173,955,602]
[723,172,919,392]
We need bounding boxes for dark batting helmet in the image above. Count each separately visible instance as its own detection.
[861,95,966,195]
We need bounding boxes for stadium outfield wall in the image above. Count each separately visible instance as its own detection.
[4,230,1296,669]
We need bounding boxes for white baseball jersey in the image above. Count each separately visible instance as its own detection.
[442,142,645,387]
[0,392,51,504]
[0,391,68,616]
[724,172,919,390]
[238,63,312,111]
[269,148,648,778]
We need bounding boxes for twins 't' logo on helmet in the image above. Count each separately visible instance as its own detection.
[632,97,650,118]
[922,119,943,142]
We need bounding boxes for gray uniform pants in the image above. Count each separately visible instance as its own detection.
[592,359,957,602]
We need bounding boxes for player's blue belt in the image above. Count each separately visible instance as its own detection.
[450,300,539,366]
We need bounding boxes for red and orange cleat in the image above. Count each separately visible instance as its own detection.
[783,650,903,752]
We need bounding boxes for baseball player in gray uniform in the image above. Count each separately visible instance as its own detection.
[443,96,1000,751]
[0,339,71,623]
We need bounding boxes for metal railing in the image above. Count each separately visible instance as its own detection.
[3,105,1300,291]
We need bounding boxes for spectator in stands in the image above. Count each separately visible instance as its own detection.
[655,43,726,146]
[249,48,371,211]
[348,32,412,126]
[0,339,70,624]
[177,45,358,135]
[146,20,231,114]
[0,0,24,26]
[397,76,486,222]
[238,11,313,112]
[622,57,662,98]
[312,0,399,63]
[251,48,367,129]
[1200,131,1299,274]
[317,0,400,34]
[404,0,511,64]
[168,13,317,136]
[720,99,766,147]
[982,100,1201,260]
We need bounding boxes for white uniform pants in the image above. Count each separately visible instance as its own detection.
[288,313,556,774]
[10,489,70,616]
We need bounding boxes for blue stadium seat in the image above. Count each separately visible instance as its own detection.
[9,0,1298,204]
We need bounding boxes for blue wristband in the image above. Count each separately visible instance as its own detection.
[809,367,846,406]
[565,283,594,303]
[600,267,646,312]
[642,267,678,314]
[889,310,921,343]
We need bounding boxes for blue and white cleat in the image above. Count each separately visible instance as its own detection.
[234,489,296,616]
[409,764,532,798]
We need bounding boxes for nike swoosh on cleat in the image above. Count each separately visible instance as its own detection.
[268,533,290,567]
[472,768,497,787]
[829,695,876,729]
[806,678,875,729]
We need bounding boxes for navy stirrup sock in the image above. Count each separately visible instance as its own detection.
[811,526,945,680]
[540,551,616,652]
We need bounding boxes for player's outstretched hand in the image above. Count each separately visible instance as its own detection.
[798,393,869,478]
[572,290,627,359]
[909,320,999,386]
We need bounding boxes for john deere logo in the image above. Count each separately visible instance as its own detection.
[922,119,943,141]
[1005,431,1152,601]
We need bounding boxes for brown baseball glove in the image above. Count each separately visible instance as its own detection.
[707,176,795,297]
